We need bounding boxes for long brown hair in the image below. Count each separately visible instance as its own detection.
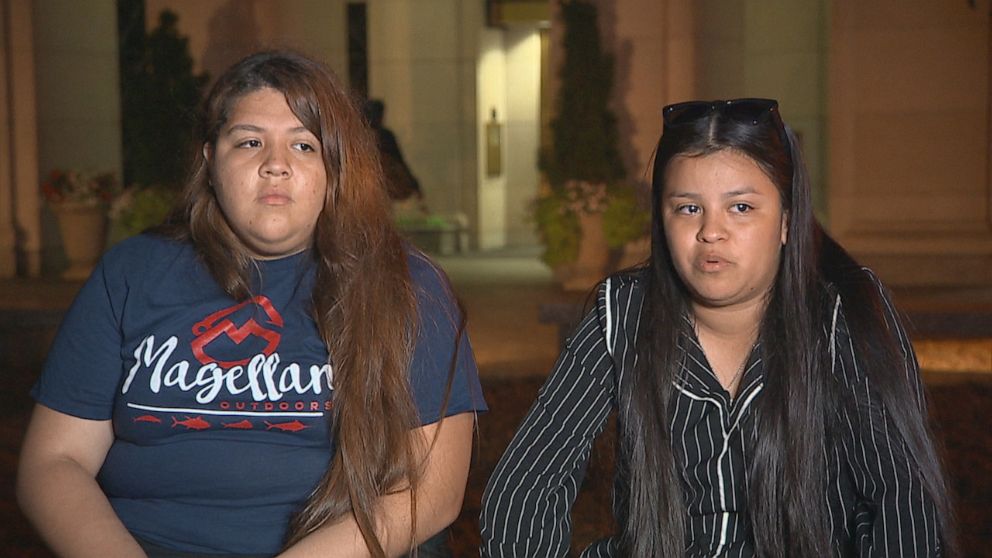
[161,50,422,556]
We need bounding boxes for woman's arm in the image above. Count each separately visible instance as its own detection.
[480,307,618,558]
[834,282,943,557]
[16,404,146,558]
[279,412,474,558]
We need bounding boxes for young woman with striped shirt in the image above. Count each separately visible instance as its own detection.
[481,99,954,557]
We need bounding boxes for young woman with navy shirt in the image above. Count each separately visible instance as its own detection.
[18,51,485,558]
[481,99,954,557]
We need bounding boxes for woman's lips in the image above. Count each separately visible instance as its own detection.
[696,254,731,272]
[259,193,291,205]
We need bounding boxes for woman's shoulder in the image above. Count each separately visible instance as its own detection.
[596,268,648,307]
[403,245,462,316]
[825,265,909,352]
[826,265,892,317]
[404,244,451,291]
[586,268,649,350]
[98,233,198,284]
[103,232,191,264]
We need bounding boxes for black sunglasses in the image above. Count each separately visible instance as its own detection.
[662,98,784,130]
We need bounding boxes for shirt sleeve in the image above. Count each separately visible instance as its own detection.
[406,251,486,425]
[480,285,618,558]
[833,273,942,557]
[31,254,127,420]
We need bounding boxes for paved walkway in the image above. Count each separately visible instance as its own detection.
[1,249,990,379]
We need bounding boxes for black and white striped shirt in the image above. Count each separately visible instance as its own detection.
[481,271,941,557]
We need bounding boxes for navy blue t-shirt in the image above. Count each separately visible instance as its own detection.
[32,234,485,555]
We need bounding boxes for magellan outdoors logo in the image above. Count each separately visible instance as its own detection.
[122,294,333,424]
[190,296,284,367]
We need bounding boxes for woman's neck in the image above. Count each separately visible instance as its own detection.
[690,296,765,343]
[690,297,766,396]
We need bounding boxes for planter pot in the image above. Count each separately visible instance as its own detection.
[559,211,609,292]
[53,202,108,281]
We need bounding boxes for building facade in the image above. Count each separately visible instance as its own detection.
[1,0,989,285]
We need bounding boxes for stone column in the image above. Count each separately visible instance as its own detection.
[0,0,15,277]
[0,0,42,277]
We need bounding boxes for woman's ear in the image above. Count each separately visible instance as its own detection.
[202,142,212,163]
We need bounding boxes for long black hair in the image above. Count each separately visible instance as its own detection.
[618,99,955,556]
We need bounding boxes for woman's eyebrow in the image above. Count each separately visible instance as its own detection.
[666,191,700,199]
[722,187,761,198]
[225,123,264,134]
[224,124,311,134]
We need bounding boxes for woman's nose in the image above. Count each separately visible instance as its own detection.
[259,148,291,178]
[696,214,727,243]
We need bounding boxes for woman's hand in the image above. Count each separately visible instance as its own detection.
[17,404,146,558]
[280,412,476,558]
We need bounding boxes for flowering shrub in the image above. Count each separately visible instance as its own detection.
[533,180,648,266]
[41,169,120,207]
[561,180,608,214]
[109,184,178,240]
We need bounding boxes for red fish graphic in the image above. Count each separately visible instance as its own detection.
[222,419,254,429]
[171,416,211,430]
[264,419,309,432]
[133,414,162,424]
[190,296,284,367]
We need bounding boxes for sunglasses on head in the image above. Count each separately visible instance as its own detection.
[662,98,784,131]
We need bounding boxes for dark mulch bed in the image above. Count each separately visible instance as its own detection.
[3,370,990,557]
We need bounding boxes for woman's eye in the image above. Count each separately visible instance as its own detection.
[732,203,752,214]
[295,142,317,152]
[676,204,700,215]
[236,139,261,148]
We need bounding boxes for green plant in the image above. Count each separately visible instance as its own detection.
[119,4,208,188]
[602,185,650,248]
[534,0,648,266]
[541,1,623,187]
[533,189,581,266]
[110,184,178,240]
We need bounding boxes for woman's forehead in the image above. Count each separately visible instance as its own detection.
[664,150,778,194]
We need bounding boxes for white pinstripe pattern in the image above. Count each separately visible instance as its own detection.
[480,271,942,557]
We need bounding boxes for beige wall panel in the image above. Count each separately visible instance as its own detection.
[745,0,822,54]
[850,30,986,110]
[406,62,462,125]
[843,2,979,30]
[695,41,746,98]
[622,48,666,176]
[410,122,467,188]
[369,0,480,237]
[379,0,459,60]
[663,0,697,105]
[476,28,507,250]
[34,0,121,175]
[149,0,348,82]
[829,0,990,285]
[854,113,985,197]
[842,195,987,232]
[745,52,821,107]
[503,27,540,247]
[695,1,746,42]
[604,0,667,184]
